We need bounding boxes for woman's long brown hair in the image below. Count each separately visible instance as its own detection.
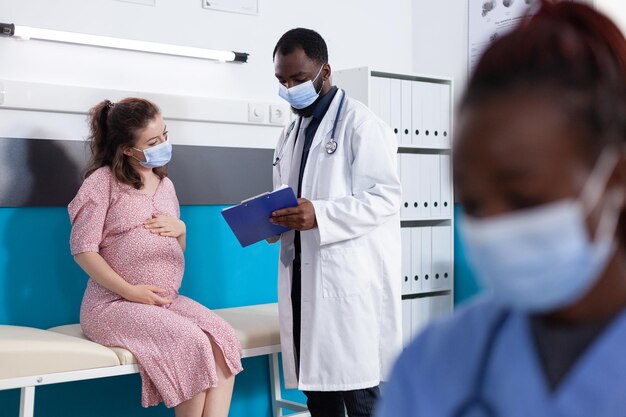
[86,97,167,189]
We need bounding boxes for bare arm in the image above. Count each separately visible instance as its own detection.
[177,233,186,252]
[74,252,172,305]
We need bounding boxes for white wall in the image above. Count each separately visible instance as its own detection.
[410,0,621,109]
[412,1,468,104]
[2,1,623,142]
[595,1,626,35]
[0,0,413,150]
[0,0,413,102]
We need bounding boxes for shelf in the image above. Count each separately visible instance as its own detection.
[401,218,453,225]
[401,290,452,300]
[398,146,451,154]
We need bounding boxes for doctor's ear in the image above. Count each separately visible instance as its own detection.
[322,63,332,81]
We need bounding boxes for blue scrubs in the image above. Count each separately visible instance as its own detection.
[376,296,626,417]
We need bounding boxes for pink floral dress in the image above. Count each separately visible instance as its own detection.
[68,166,243,408]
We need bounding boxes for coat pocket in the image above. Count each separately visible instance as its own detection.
[320,246,375,298]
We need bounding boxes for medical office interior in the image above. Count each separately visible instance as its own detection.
[0,0,624,416]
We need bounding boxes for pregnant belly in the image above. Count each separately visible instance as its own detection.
[100,227,185,293]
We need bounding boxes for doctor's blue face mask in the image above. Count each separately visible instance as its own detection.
[278,65,324,110]
[459,149,624,313]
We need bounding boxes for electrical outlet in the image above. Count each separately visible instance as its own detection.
[248,102,266,123]
[270,104,286,124]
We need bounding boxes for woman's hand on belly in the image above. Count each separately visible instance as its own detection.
[144,214,186,238]
[144,214,187,251]
[121,284,172,306]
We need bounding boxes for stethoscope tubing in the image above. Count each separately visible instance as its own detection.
[273,89,346,167]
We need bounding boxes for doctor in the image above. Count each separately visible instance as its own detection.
[377,2,626,417]
[269,28,402,417]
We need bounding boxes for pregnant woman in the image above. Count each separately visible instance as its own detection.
[68,97,242,417]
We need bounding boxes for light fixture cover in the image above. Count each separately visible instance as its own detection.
[0,22,248,63]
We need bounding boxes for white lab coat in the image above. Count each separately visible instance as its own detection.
[271,90,402,391]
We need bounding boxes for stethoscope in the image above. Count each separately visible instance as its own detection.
[451,309,511,417]
[272,89,346,167]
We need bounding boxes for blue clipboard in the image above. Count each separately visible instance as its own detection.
[221,186,298,247]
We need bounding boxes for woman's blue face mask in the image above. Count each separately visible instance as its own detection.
[133,139,172,168]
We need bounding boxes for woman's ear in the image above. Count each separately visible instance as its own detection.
[122,147,134,157]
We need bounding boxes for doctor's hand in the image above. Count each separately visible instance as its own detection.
[271,198,317,231]
[144,214,186,238]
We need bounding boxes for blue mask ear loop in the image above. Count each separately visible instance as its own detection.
[579,149,623,244]
[312,65,325,94]
[580,149,620,216]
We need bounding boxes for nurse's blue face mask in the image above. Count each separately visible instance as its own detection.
[459,149,624,313]
[278,65,324,110]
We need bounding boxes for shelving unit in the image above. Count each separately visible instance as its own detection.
[334,67,454,347]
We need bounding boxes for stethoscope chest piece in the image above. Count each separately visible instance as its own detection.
[325,139,338,154]
[324,90,346,155]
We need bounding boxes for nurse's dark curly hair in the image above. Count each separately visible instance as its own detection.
[462,0,626,159]
[86,97,167,189]
[273,28,328,64]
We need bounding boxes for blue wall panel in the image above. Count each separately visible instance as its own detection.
[0,205,288,417]
[0,204,474,416]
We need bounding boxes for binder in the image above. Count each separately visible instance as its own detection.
[440,154,452,216]
[399,154,412,219]
[423,82,437,148]
[390,78,402,143]
[401,228,412,295]
[432,225,452,291]
[428,154,441,218]
[377,76,392,126]
[411,80,424,147]
[418,154,431,218]
[440,83,451,147]
[402,300,412,347]
[411,228,422,294]
[411,298,430,338]
[421,226,433,293]
[401,80,413,145]
[221,185,298,247]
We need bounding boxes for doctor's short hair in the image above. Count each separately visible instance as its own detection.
[462,0,626,160]
[273,28,328,64]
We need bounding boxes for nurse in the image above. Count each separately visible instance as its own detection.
[376,2,626,416]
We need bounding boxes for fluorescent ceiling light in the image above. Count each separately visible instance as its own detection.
[0,23,248,63]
